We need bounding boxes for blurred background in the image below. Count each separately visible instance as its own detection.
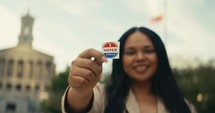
[0,0,214,113]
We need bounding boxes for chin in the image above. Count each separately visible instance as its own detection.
[130,75,152,82]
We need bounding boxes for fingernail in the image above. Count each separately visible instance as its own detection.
[101,56,108,63]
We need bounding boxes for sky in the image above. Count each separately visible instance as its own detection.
[0,0,215,74]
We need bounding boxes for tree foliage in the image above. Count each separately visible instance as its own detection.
[173,60,215,113]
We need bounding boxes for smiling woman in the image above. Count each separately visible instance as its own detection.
[61,26,197,113]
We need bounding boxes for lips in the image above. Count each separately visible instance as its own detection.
[133,64,149,73]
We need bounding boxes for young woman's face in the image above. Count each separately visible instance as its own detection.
[123,31,158,83]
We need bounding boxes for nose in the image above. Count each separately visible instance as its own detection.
[136,52,146,61]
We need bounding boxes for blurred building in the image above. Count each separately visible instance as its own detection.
[0,13,55,113]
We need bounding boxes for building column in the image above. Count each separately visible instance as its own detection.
[24,59,29,79]
[33,60,38,80]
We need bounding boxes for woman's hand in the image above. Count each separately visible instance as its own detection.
[68,48,108,95]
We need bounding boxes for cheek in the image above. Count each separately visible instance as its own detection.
[122,56,133,69]
[151,55,158,69]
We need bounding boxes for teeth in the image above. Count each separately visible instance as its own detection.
[135,66,147,72]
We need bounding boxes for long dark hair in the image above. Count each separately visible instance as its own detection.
[104,27,191,113]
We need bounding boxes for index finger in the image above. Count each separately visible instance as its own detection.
[79,48,108,63]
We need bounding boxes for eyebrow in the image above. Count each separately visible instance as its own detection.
[144,45,154,49]
[125,45,154,50]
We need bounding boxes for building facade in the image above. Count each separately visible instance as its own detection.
[0,14,55,113]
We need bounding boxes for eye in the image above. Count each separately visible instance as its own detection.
[124,50,136,55]
[143,49,155,53]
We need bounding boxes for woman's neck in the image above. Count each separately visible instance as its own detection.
[131,80,155,100]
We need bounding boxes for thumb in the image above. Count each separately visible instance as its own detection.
[94,56,108,66]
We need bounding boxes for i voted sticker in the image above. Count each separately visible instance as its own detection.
[102,42,120,59]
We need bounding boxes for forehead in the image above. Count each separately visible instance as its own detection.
[124,31,153,47]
